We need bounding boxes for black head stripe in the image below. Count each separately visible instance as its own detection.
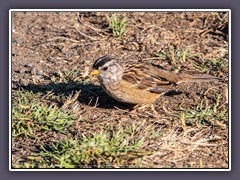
[93,55,114,69]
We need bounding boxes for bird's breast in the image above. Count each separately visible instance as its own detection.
[99,80,160,104]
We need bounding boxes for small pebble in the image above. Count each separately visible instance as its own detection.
[35,75,43,79]
[25,63,33,68]
[36,70,44,76]
[199,90,204,95]
[30,68,36,75]
[19,69,25,74]
[19,79,28,86]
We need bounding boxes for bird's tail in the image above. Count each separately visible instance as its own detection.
[177,74,220,84]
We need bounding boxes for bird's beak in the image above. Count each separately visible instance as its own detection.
[90,69,100,76]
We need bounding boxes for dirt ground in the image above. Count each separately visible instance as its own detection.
[11,11,229,168]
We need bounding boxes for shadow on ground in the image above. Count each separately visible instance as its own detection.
[16,82,135,110]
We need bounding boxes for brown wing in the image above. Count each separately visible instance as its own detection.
[122,62,220,94]
[122,62,179,94]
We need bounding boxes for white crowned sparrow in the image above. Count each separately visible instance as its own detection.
[91,55,220,105]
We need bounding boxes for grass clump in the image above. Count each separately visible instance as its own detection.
[180,98,228,127]
[12,90,76,139]
[12,89,160,168]
[192,55,228,74]
[12,121,154,168]
[106,14,129,37]
[153,47,190,65]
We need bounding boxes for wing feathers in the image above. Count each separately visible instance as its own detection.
[122,62,219,94]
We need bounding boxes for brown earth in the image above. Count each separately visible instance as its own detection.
[11,11,229,168]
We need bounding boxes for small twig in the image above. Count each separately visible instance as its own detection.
[46,36,81,43]
[113,106,129,112]
[141,25,162,33]
[203,86,218,96]
[142,57,166,61]
[162,101,173,115]
[76,12,107,37]
[77,13,105,33]
[34,36,81,46]
[74,24,98,41]
[199,28,213,37]
[180,140,218,147]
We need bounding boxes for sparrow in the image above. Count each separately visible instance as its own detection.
[90,55,220,105]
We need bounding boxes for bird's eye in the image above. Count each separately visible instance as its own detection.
[102,66,108,71]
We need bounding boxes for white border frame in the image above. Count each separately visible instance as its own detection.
[9,9,231,171]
